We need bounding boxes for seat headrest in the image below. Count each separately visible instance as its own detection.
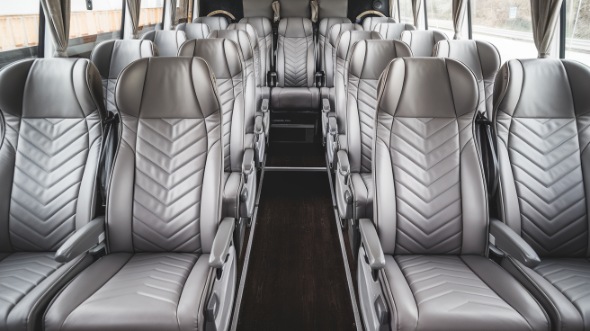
[373,22,416,40]
[336,31,381,61]
[178,39,242,79]
[115,57,220,119]
[227,23,259,48]
[318,17,351,36]
[434,40,500,81]
[240,17,273,38]
[378,58,478,118]
[349,40,412,79]
[278,17,314,38]
[91,39,155,79]
[400,30,448,56]
[176,22,211,40]
[494,59,590,118]
[328,23,363,47]
[362,17,396,31]
[193,16,229,30]
[141,30,187,57]
[208,30,255,61]
[0,58,104,118]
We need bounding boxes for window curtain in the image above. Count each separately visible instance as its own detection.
[411,0,421,27]
[452,0,467,39]
[40,0,70,57]
[531,0,563,58]
[126,0,142,38]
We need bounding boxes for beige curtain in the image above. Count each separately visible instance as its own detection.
[531,0,563,58]
[411,0,421,27]
[126,0,142,38]
[272,1,281,23]
[452,0,467,39]
[310,0,319,23]
[40,0,70,57]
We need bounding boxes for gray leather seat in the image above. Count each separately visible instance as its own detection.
[44,57,237,331]
[334,40,411,225]
[362,16,396,31]
[373,22,416,40]
[0,58,106,331]
[227,23,264,89]
[326,30,381,165]
[271,17,320,110]
[491,59,590,330]
[91,39,155,114]
[175,22,211,40]
[318,17,351,74]
[400,30,448,56]
[194,16,229,30]
[240,17,274,85]
[356,58,550,331]
[141,30,187,57]
[179,39,259,219]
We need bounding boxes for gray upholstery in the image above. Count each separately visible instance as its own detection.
[318,17,351,72]
[494,59,590,330]
[227,23,264,88]
[175,22,211,40]
[372,22,416,40]
[362,16,396,31]
[359,58,550,331]
[338,40,411,219]
[325,23,362,90]
[271,17,320,110]
[400,30,448,56]
[434,40,500,116]
[44,57,235,331]
[141,30,187,57]
[193,16,229,31]
[0,58,105,331]
[240,17,273,79]
[91,39,155,114]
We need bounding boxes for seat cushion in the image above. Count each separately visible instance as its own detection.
[271,87,320,110]
[383,255,549,331]
[351,172,373,219]
[0,252,93,331]
[45,253,210,331]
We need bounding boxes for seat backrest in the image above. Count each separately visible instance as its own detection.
[345,40,412,174]
[373,22,416,40]
[175,22,211,40]
[141,30,187,57]
[334,30,381,131]
[374,58,483,256]
[227,23,264,87]
[434,40,500,117]
[494,59,590,258]
[179,39,253,173]
[91,39,155,114]
[240,17,273,74]
[193,16,229,30]
[400,30,448,57]
[318,17,351,72]
[325,23,363,88]
[362,16,396,31]
[0,58,105,252]
[108,57,222,254]
[276,17,316,88]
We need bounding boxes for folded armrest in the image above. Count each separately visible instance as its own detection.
[336,150,350,177]
[328,116,338,135]
[260,98,269,113]
[326,117,339,165]
[322,98,331,113]
[254,114,264,136]
[209,218,236,268]
[490,219,541,268]
[359,219,385,270]
[242,148,255,177]
[55,216,104,263]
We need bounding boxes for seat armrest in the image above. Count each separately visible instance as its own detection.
[359,219,385,270]
[260,98,269,113]
[242,148,255,177]
[336,150,350,177]
[322,98,331,113]
[209,218,236,268]
[490,218,541,268]
[55,216,104,263]
[254,114,264,135]
[328,116,338,135]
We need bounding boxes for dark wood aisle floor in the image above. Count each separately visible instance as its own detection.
[265,142,325,167]
[236,171,357,331]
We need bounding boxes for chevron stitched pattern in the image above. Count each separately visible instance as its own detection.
[81,254,197,308]
[283,37,310,87]
[498,117,587,257]
[103,78,118,114]
[535,259,590,307]
[10,117,97,252]
[349,77,379,172]
[396,256,519,314]
[133,119,206,253]
[216,74,243,172]
[0,253,62,314]
[390,118,463,254]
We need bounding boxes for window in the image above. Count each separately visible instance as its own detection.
[398,0,414,24]
[0,0,40,68]
[175,0,190,24]
[68,0,123,56]
[425,0,453,38]
[564,0,590,66]
[471,0,537,62]
[139,0,164,32]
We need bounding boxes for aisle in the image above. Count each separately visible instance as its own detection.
[235,171,357,331]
